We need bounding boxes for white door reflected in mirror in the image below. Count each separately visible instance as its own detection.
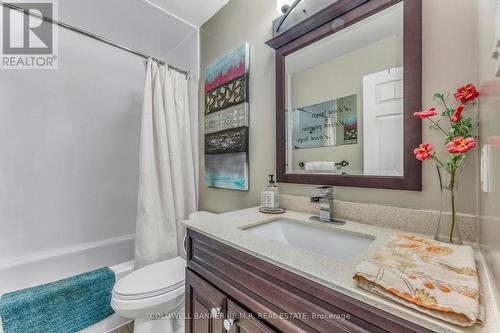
[363,67,403,176]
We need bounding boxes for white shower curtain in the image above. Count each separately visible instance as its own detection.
[134,59,197,269]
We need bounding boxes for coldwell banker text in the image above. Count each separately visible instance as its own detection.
[1,1,58,69]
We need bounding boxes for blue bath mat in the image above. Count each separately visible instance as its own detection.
[0,267,115,333]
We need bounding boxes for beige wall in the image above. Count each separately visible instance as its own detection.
[290,35,402,174]
[199,0,478,214]
[478,0,500,313]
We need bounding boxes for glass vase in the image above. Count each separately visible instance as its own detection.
[434,166,463,245]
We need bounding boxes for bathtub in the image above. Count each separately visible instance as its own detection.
[0,234,136,333]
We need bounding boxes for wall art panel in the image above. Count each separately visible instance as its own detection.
[204,43,250,191]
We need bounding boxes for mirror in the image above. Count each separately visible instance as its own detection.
[285,3,403,176]
[267,0,422,190]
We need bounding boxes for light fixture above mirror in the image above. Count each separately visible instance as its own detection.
[276,0,297,14]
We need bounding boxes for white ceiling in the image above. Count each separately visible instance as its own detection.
[145,0,229,27]
[49,0,200,59]
[19,0,226,65]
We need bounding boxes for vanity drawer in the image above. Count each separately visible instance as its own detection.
[186,229,432,333]
[225,299,277,333]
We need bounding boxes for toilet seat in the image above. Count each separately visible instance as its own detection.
[111,283,185,316]
[113,280,185,300]
[113,256,186,301]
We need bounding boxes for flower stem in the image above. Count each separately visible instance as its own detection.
[428,118,449,136]
[449,169,456,243]
[450,190,456,243]
[435,93,453,122]
[432,154,445,168]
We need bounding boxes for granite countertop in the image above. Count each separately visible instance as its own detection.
[183,207,500,333]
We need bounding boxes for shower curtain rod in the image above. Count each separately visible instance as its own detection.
[0,1,191,79]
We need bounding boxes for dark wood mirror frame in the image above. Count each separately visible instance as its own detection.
[266,0,422,190]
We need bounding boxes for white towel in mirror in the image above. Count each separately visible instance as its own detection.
[304,161,338,171]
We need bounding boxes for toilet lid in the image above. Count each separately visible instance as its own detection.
[113,256,186,300]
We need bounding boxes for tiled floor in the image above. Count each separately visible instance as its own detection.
[110,321,134,333]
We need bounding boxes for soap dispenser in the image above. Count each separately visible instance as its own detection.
[260,175,279,209]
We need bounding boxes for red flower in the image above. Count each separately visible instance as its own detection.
[414,108,437,119]
[413,143,434,161]
[446,137,476,154]
[451,105,465,123]
[454,84,479,103]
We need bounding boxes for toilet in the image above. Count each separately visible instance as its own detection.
[111,256,186,333]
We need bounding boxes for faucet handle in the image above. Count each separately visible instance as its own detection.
[310,196,322,203]
[317,185,333,197]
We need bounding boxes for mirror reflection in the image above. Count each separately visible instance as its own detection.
[285,3,404,176]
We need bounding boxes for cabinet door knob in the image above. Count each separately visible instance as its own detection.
[223,318,236,330]
[211,307,222,318]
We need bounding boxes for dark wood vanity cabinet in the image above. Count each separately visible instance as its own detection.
[186,269,226,333]
[185,229,434,333]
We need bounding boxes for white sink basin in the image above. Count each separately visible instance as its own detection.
[243,218,374,261]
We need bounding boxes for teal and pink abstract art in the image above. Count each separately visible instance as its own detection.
[204,43,250,191]
[204,43,249,93]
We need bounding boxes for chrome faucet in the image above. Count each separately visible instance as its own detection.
[310,186,345,225]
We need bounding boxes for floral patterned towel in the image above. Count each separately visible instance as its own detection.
[353,233,484,327]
